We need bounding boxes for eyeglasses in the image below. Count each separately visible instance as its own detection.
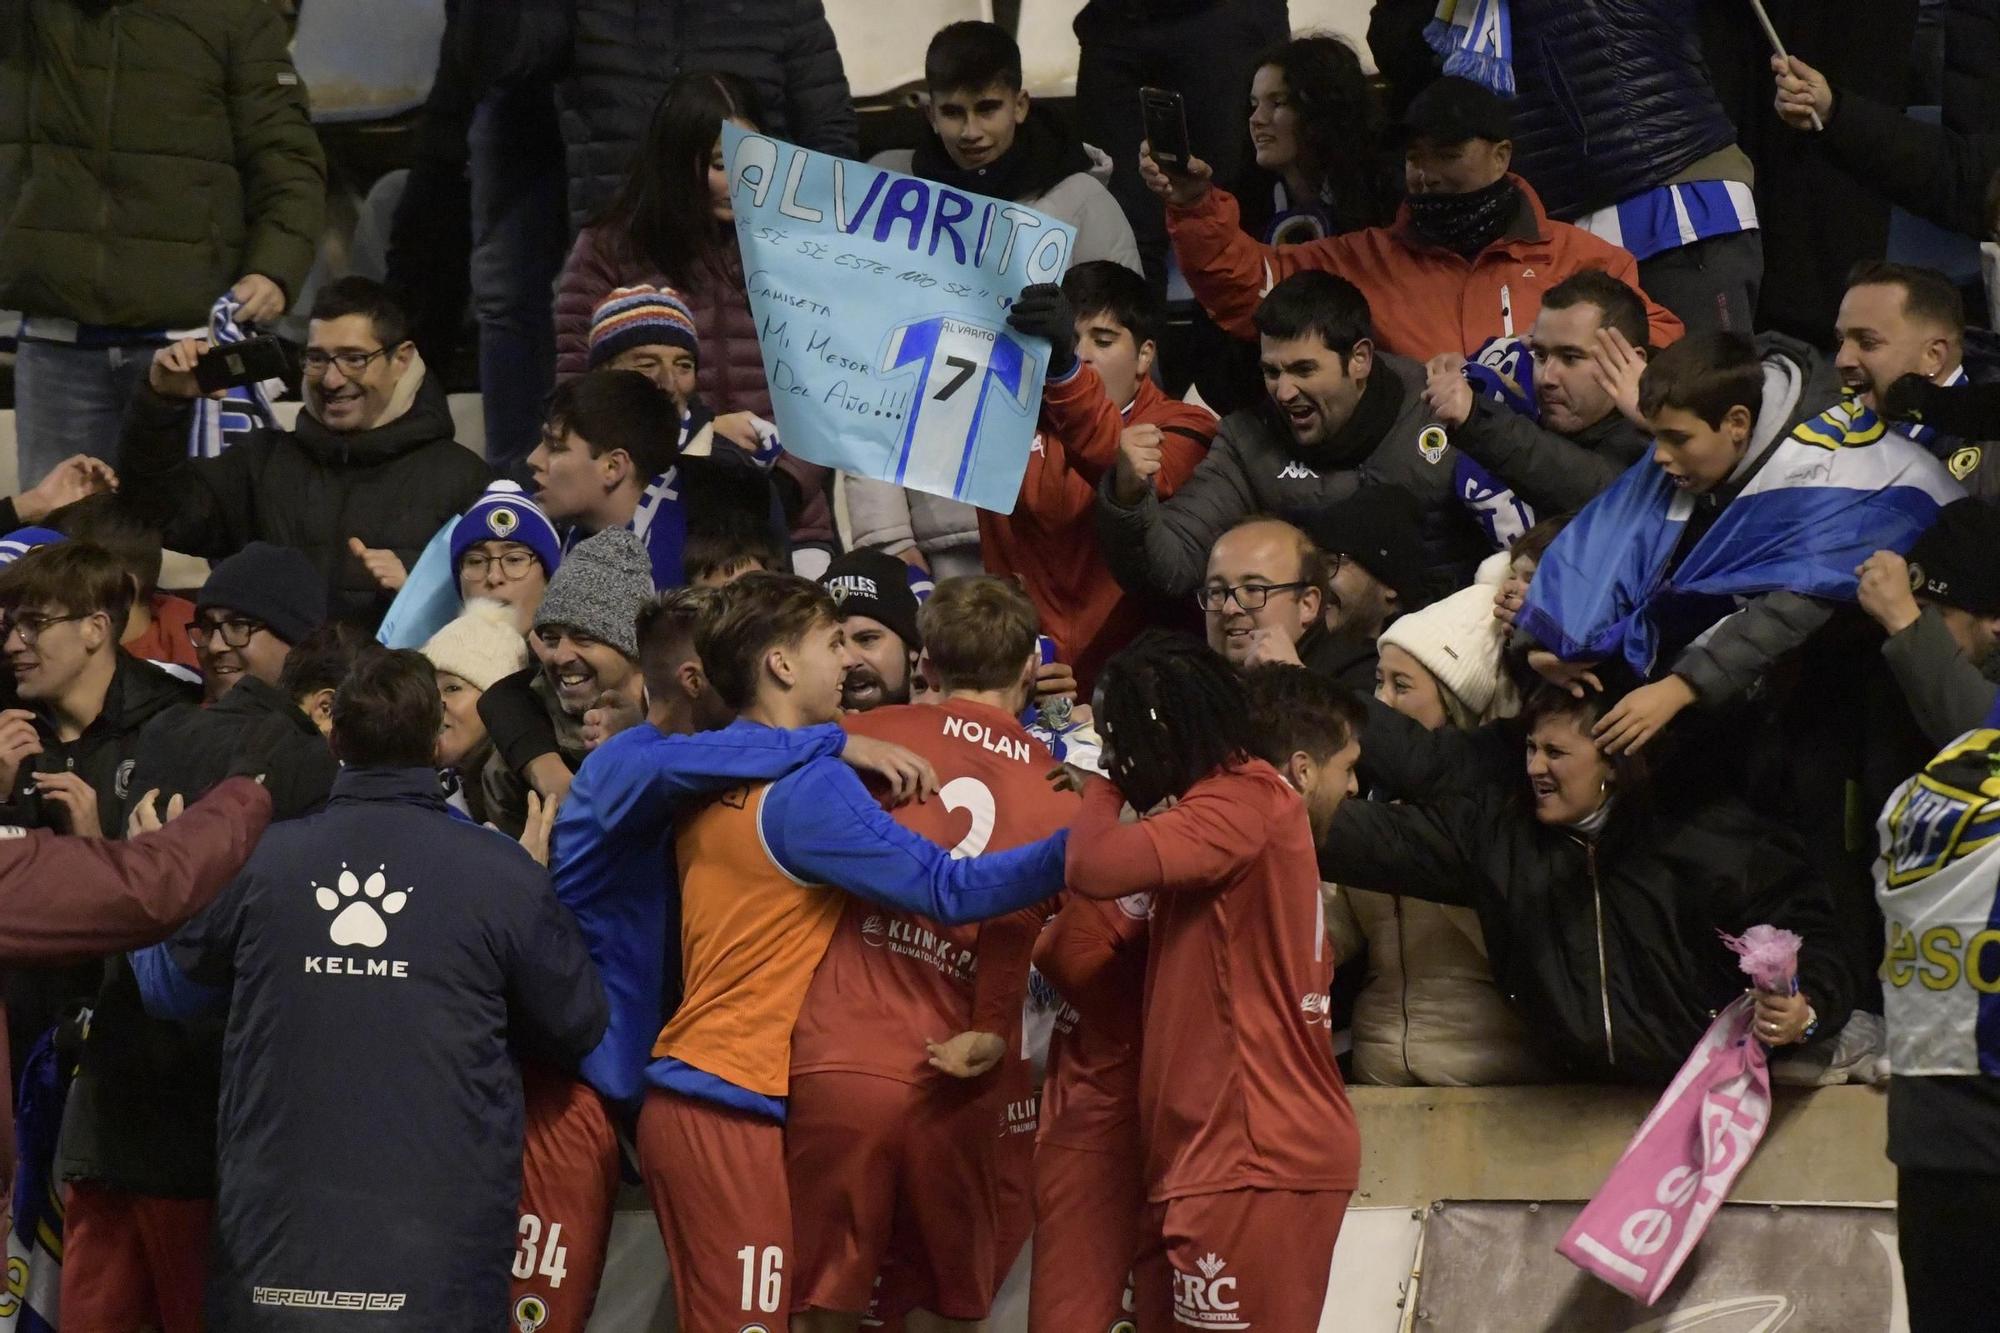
[0,611,86,645]
[461,550,539,581]
[1195,580,1314,613]
[302,345,395,377]
[186,617,267,650]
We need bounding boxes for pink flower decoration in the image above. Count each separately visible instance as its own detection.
[1719,925,1803,993]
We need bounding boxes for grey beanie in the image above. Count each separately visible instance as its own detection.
[532,528,653,657]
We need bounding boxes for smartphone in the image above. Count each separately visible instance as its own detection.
[194,335,291,394]
[1140,86,1193,175]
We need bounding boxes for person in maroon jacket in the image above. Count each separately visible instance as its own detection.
[0,777,270,964]
[1066,634,1361,1332]
[0,778,272,1180]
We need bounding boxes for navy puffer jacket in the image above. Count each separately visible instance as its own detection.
[1508,0,1739,221]
[558,0,858,230]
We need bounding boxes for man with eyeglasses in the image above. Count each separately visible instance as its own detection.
[0,541,199,1144]
[1200,496,1428,694]
[120,276,492,628]
[1199,517,1331,673]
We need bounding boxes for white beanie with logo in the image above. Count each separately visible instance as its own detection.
[1376,577,1516,722]
[423,599,530,693]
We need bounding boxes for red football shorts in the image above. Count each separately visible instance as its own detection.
[1029,1139,1147,1333]
[511,1065,620,1333]
[787,1069,1000,1320]
[637,1088,793,1333]
[1133,1188,1350,1333]
[59,1183,211,1333]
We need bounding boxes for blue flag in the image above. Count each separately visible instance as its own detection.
[376,519,461,649]
[724,123,1075,515]
[1519,401,1964,676]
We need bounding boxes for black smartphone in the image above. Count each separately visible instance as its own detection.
[194,335,290,394]
[1140,86,1192,175]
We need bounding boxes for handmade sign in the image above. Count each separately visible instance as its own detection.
[724,122,1075,514]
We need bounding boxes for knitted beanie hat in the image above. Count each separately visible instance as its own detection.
[533,528,653,658]
[588,285,700,371]
[0,527,65,568]
[450,481,562,584]
[819,547,924,651]
[1376,579,1511,720]
[198,541,328,646]
[423,598,531,692]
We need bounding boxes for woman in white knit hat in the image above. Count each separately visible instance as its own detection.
[1325,566,1556,1086]
[422,599,532,825]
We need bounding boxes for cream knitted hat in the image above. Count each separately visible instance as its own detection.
[423,599,530,692]
[1376,579,1514,721]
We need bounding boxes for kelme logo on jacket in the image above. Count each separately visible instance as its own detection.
[314,865,410,948]
[306,865,414,979]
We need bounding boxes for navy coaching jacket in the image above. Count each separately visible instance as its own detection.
[141,766,607,1330]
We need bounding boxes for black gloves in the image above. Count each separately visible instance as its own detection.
[1883,372,2000,439]
[1007,283,1078,379]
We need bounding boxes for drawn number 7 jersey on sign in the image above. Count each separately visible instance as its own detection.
[880,315,1032,503]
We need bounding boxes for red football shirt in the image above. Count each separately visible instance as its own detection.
[1033,891,1148,1153]
[1066,762,1357,1201]
[789,699,1077,1084]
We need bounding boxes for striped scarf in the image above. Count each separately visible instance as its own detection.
[189,291,282,459]
[1424,0,1515,95]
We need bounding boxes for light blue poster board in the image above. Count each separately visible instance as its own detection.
[725,123,1076,515]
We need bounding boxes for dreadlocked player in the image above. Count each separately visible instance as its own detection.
[1064,636,1361,1331]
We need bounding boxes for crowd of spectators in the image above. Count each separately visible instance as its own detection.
[4,0,2000,1329]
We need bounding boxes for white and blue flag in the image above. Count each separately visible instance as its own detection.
[1519,400,1963,675]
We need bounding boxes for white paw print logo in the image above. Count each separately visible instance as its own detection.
[313,864,410,948]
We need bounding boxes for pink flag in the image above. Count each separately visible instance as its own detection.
[1556,995,1773,1304]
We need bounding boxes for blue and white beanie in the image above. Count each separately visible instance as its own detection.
[0,528,66,568]
[449,482,562,583]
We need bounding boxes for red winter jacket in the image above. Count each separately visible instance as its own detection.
[979,364,1215,695]
[553,223,833,546]
[1168,174,1684,363]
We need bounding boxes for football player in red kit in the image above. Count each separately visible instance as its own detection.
[1066,638,1363,1332]
[1029,887,1150,1333]
[789,576,1077,1332]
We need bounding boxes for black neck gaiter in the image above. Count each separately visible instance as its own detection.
[1406,175,1521,256]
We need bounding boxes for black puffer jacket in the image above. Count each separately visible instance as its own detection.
[60,676,337,1198]
[1944,0,2000,138]
[1508,0,1740,221]
[0,653,197,1077]
[539,0,857,230]
[1322,702,1856,1083]
[119,367,492,627]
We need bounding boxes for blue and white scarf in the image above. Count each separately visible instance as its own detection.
[188,291,283,459]
[1425,0,1515,96]
[1519,401,1962,676]
[1455,335,1540,549]
[2,1032,67,1333]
